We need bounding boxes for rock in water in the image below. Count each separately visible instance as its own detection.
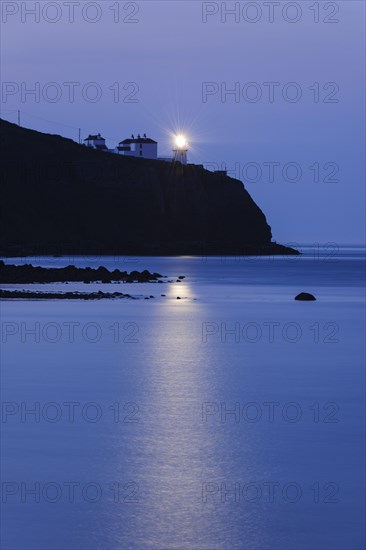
[295,292,316,301]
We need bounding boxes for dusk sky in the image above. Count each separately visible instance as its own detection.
[1,0,365,245]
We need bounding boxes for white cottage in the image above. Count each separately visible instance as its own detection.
[115,134,158,159]
[84,133,109,151]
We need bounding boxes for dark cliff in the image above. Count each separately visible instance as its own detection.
[0,120,297,256]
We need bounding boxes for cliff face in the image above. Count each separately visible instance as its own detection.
[0,119,289,256]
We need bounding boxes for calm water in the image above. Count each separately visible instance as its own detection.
[1,247,365,549]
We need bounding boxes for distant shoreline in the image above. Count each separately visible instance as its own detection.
[1,243,300,258]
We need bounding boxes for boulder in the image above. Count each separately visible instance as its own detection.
[295,292,316,301]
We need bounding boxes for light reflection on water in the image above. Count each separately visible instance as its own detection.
[1,252,365,549]
[104,304,271,550]
[105,302,231,549]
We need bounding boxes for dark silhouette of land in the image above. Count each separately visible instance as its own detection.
[0,120,298,257]
[0,261,163,283]
[0,289,134,300]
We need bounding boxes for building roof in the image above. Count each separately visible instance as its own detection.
[120,137,157,145]
[84,134,105,141]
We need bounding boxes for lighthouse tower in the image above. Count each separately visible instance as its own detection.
[173,135,188,165]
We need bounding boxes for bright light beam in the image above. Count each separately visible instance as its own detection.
[175,134,188,149]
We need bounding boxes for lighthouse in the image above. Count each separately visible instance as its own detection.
[173,135,188,165]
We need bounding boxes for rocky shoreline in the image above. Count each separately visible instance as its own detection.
[0,261,163,284]
[0,289,135,300]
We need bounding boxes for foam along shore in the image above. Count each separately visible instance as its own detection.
[0,261,163,284]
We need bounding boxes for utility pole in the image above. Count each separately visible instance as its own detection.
[78,128,81,144]
[18,110,20,126]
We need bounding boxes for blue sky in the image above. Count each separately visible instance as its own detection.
[1,0,365,244]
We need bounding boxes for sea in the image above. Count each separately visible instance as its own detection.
[1,245,365,550]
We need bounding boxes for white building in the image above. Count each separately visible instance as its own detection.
[83,131,190,164]
[115,134,158,159]
[84,133,109,151]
